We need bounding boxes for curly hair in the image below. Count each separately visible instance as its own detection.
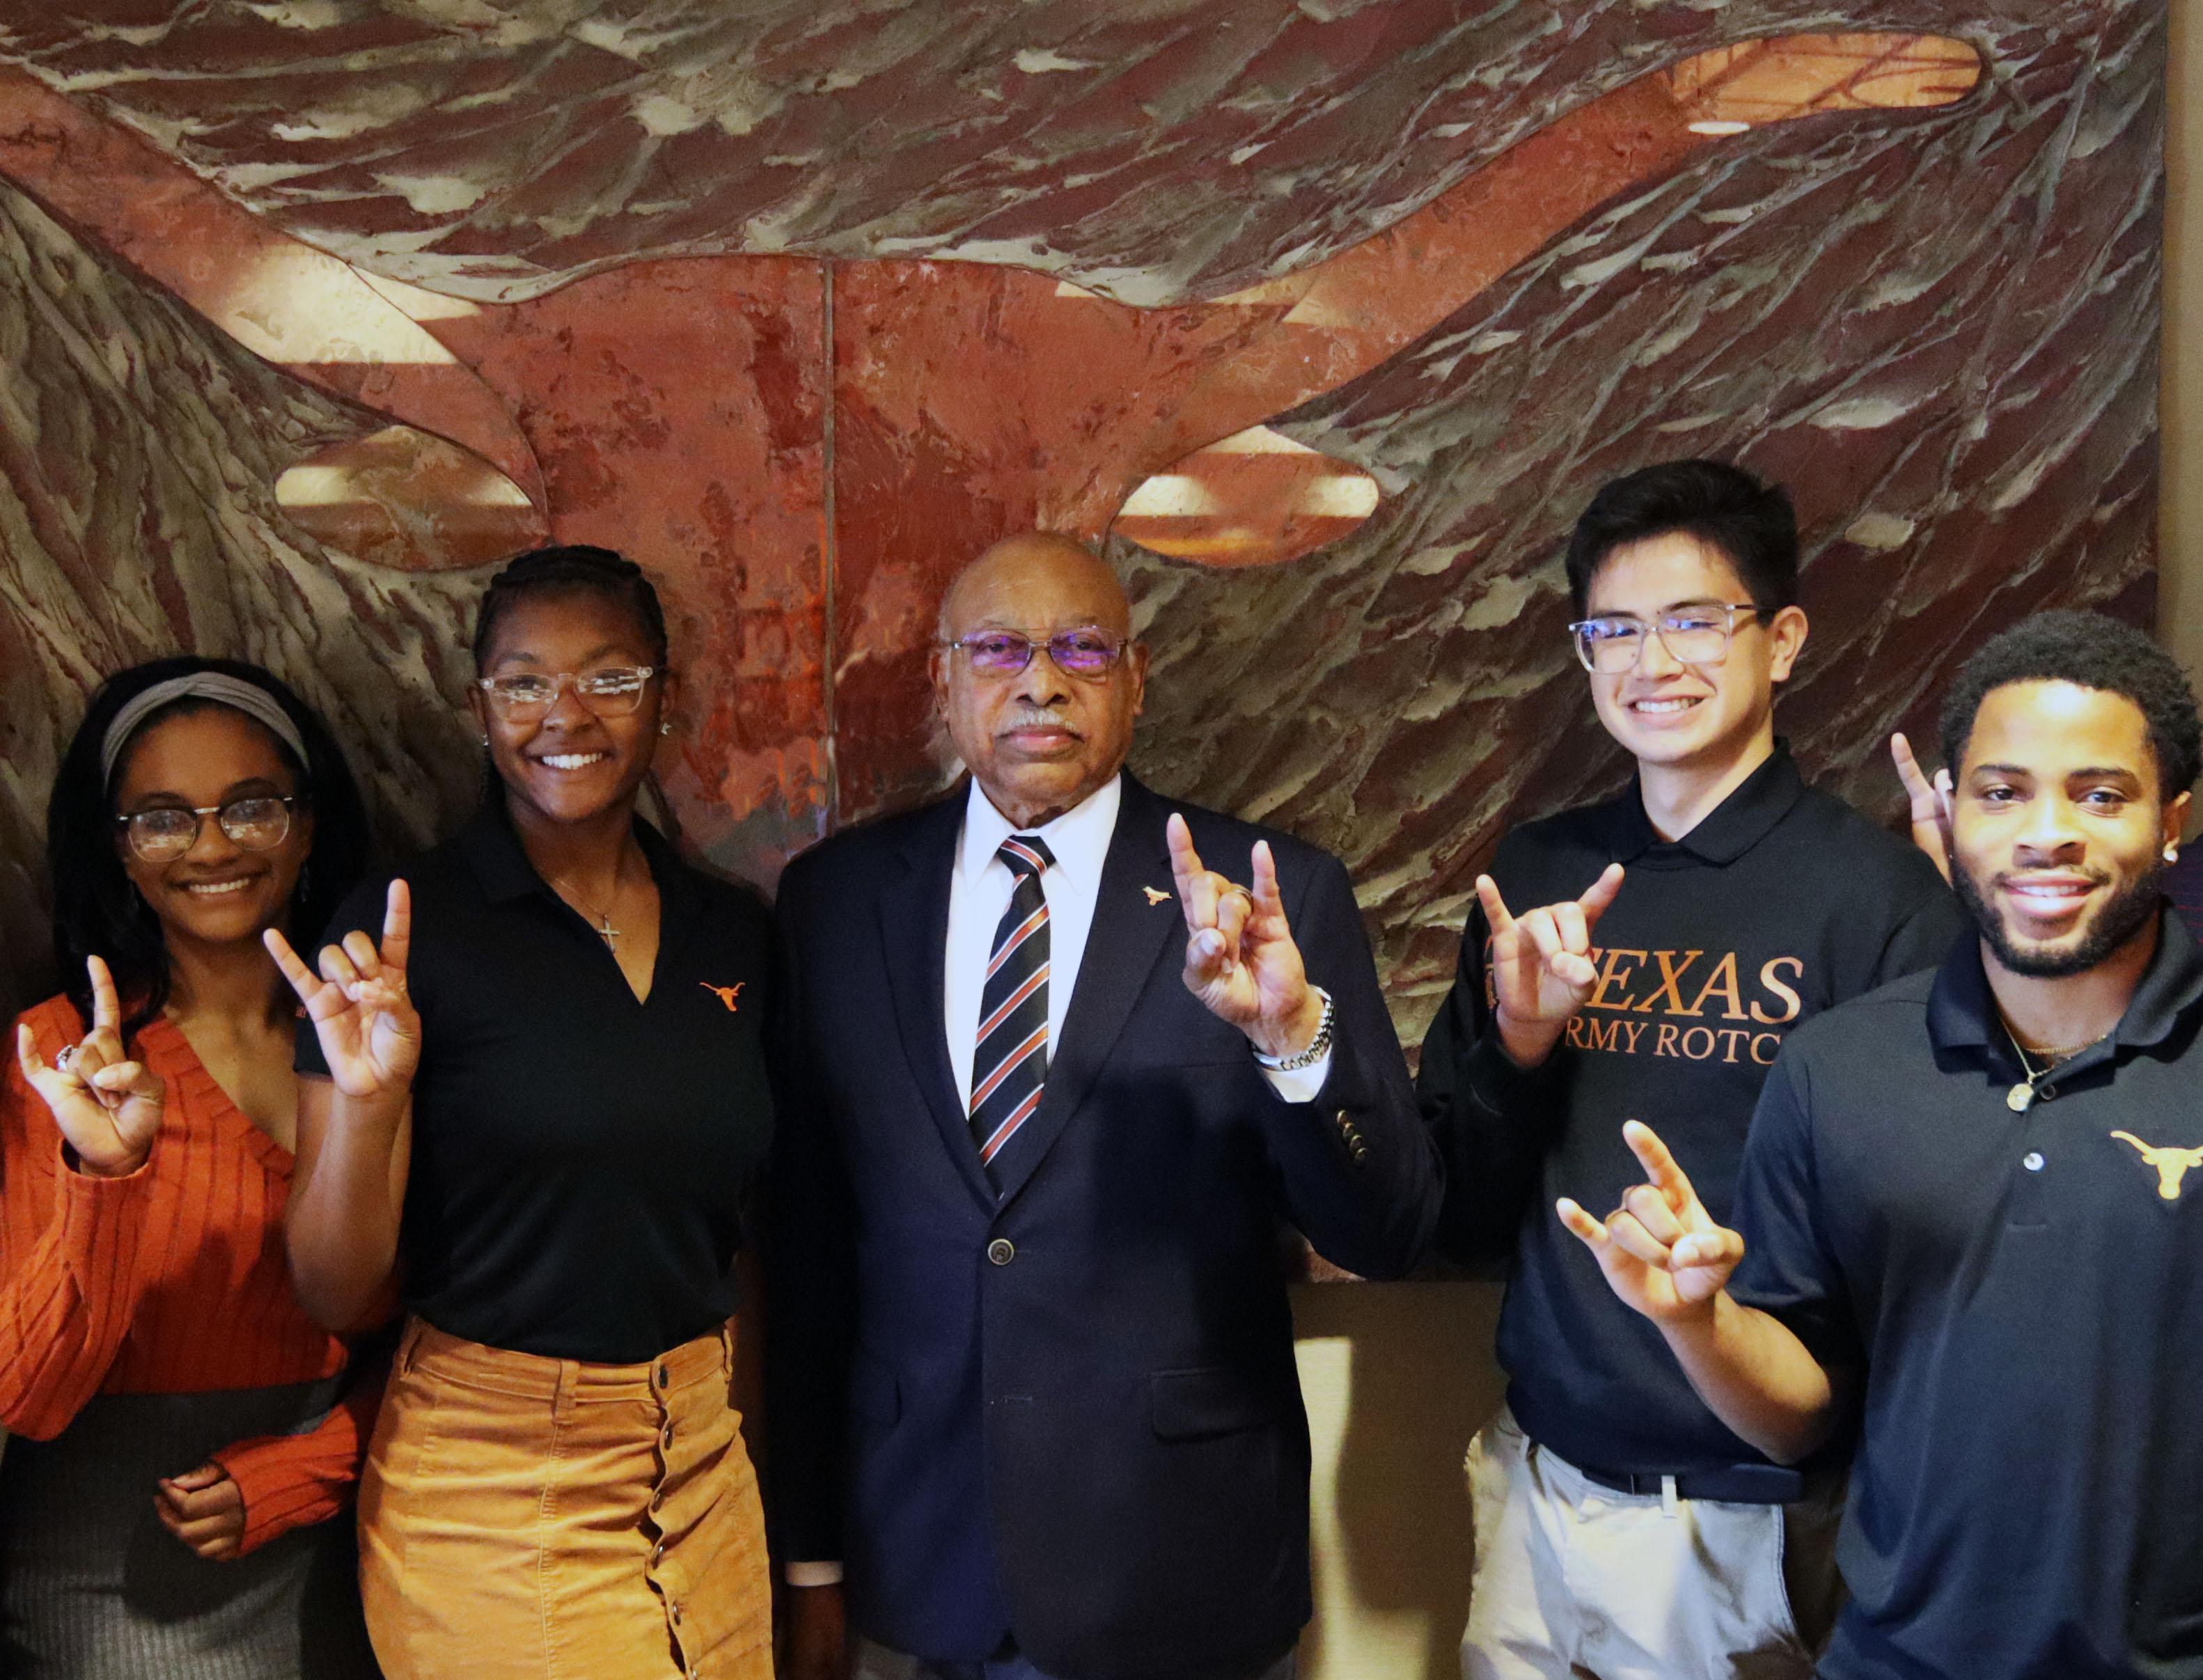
[471,545,669,670]
[47,657,370,1043]
[1564,460,1798,618]
[1938,611,2202,796]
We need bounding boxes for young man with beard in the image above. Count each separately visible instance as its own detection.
[1418,460,1961,1678]
[1564,610,2203,1680]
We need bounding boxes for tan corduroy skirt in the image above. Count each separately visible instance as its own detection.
[358,1317,773,1680]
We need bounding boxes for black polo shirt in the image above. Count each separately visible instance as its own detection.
[297,801,774,1364]
[1732,909,2203,1680]
[1418,743,1962,1480]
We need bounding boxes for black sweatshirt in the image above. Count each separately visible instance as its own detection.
[1418,744,1964,1479]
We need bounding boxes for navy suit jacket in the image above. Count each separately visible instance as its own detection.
[765,776,1439,1680]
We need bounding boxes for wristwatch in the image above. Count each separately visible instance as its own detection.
[1253,987,1335,1072]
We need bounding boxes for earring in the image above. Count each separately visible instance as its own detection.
[660,721,672,736]
[2166,843,2180,863]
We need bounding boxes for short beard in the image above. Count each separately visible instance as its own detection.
[1954,857,2166,979]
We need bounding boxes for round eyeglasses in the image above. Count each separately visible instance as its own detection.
[116,796,297,863]
[476,666,657,720]
[941,629,1127,678]
[1568,603,1762,675]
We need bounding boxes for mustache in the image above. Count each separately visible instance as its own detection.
[998,709,1079,732]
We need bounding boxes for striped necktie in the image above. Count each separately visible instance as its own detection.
[971,834,1055,1175]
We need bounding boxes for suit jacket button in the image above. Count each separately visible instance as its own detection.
[987,1238,1016,1266]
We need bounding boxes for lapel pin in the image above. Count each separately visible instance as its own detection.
[1143,886,1171,905]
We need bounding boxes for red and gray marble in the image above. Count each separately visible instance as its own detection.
[0,0,2162,1036]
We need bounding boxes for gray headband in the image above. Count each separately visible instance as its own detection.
[100,673,312,789]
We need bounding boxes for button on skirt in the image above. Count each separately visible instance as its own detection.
[359,1317,771,1680]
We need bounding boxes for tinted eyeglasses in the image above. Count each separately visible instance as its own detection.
[116,796,297,863]
[476,666,657,720]
[1568,603,1762,675]
[941,629,1127,678]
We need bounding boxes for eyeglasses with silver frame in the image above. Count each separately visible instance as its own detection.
[116,796,299,863]
[939,628,1127,678]
[1567,602,1763,675]
[476,666,657,719]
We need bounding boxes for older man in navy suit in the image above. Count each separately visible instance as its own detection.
[767,533,1439,1680]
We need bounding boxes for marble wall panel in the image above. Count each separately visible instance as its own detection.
[413,257,833,881]
[0,3,2051,303]
[0,0,2165,1045]
[0,180,485,1022]
[1118,1,2163,1040]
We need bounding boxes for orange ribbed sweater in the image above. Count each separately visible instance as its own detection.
[0,994,384,1556]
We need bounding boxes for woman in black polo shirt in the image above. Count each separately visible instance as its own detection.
[272,547,775,1680]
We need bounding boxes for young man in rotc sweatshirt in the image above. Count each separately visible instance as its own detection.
[1418,460,1964,1679]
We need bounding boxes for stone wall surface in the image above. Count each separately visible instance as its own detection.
[0,0,2164,1038]
[0,180,485,1020]
[1120,1,2163,1037]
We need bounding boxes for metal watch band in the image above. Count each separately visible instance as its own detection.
[1253,986,1335,1072]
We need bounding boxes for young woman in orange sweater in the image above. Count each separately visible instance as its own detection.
[0,657,382,1677]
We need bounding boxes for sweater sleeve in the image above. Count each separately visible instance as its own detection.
[210,1343,391,1557]
[1416,879,1569,1266]
[0,1003,164,1440]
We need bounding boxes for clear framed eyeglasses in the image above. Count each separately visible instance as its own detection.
[1567,603,1763,675]
[940,629,1127,678]
[476,666,657,719]
[116,796,297,863]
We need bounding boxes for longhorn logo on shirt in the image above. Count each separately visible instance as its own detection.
[2110,1131,2203,1201]
[700,982,745,1012]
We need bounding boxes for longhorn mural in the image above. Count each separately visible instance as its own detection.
[0,2,2161,1039]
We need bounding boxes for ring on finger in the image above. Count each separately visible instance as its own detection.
[54,1045,73,1069]
[1221,885,1254,910]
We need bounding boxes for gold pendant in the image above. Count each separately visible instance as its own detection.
[2007,1082,2035,1113]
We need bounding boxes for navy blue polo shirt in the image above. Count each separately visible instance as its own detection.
[1733,908,2203,1680]
[297,801,774,1364]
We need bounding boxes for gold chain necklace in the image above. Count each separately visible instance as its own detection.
[549,859,634,952]
[2002,1019,2111,1112]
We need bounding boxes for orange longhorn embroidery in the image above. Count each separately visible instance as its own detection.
[2110,1131,2203,1200]
[700,982,745,1012]
[1143,887,1171,905]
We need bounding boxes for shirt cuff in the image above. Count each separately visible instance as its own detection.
[1466,1033,1562,1114]
[786,1560,845,1587]
[1261,1049,1333,1105]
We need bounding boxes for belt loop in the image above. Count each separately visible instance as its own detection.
[1661,1475,1680,1516]
[397,1315,425,1378]
[554,1358,578,1425]
[722,1320,735,1379]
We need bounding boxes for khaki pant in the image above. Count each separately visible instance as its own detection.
[359,1317,773,1680]
[1461,1408,1838,1680]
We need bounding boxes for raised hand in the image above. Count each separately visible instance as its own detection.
[1557,1120,1744,1324]
[155,1462,244,1560]
[265,879,421,1100]
[1167,813,1321,1061]
[1889,731,1952,884]
[15,956,165,1178]
[1478,863,1624,1067]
